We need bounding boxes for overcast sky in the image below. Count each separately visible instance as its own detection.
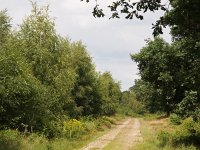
[0,0,171,91]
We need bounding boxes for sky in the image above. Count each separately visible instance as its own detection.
[0,0,171,91]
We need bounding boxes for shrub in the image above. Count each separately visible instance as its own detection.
[158,117,200,148]
[170,113,182,125]
[0,130,22,150]
[43,119,64,139]
[100,118,112,128]
[176,91,200,121]
[102,116,116,125]
[171,118,194,145]
[83,121,96,133]
[0,130,49,150]
[157,131,171,147]
[171,118,200,146]
[63,119,84,138]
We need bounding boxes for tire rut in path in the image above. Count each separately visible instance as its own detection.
[105,118,143,150]
[81,118,131,150]
[81,118,142,150]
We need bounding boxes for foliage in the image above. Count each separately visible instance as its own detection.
[157,131,171,147]
[132,36,200,118]
[0,9,51,131]
[170,114,181,125]
[81,0,166,20]
[70,42,102,116]
[130,79,160,113]
[132,38,179,115]
[0,10,11,45]
[120,90,145,116]
[0,130,49,150]
[82,0,200,148]
[130,1,200,147]
[160,0,200,39]
[0,116,119,150]
[98,72,121,115]
[133,117,198,150]
[0,130,22,150]
[176,91,200,121]
[158,117,200,148]
[82,0,200,37]
[19,3,77,118]
[0,2,121,138]
[63,119,84,138]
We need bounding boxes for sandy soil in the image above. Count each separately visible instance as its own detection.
[81,118,142,150]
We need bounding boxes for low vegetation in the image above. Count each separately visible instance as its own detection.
[132,115,200,150]
[0,115,123,150]
[158,117,200,149]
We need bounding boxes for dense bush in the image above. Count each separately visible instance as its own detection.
[0,130,22,150]
[158,117,200,148]
[170,114,182,125]
[63,119,84,138]
[172,118,200,146]
[176,91,200,121]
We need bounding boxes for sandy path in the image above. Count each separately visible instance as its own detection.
[81,118,142,150]
[104,118,143,150]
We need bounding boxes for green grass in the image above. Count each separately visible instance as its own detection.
[3,115,197,150]
[131,118,197,150]
[131,119,161,150]
[0,115,125,150]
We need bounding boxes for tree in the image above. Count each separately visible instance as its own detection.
[121,90,145,115]
[0,2,124,137]
[19,2,58,85]
[0,10,51,131]
[132,36,200,117]
[98,72,121,115]
[176,91,200,121]
[132,37,187,115]
[19,3,77,118]
[131,79,160,113]
[70,42,102,116]
[0,3,78,133]
[83,0,200,124]
[0,10,11,45]
[159,0,200,39]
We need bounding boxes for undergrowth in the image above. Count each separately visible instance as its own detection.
[132,115,199,150]
[0,115,123,150]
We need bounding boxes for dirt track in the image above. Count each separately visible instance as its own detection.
[81,118,142,150]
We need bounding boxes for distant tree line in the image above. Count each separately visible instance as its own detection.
[0,3,121,137]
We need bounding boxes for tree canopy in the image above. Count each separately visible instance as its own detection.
[131,0,200,118]
[0,3,122,137]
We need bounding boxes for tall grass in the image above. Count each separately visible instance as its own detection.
[0,116,121,150]
[132,118,198,150]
